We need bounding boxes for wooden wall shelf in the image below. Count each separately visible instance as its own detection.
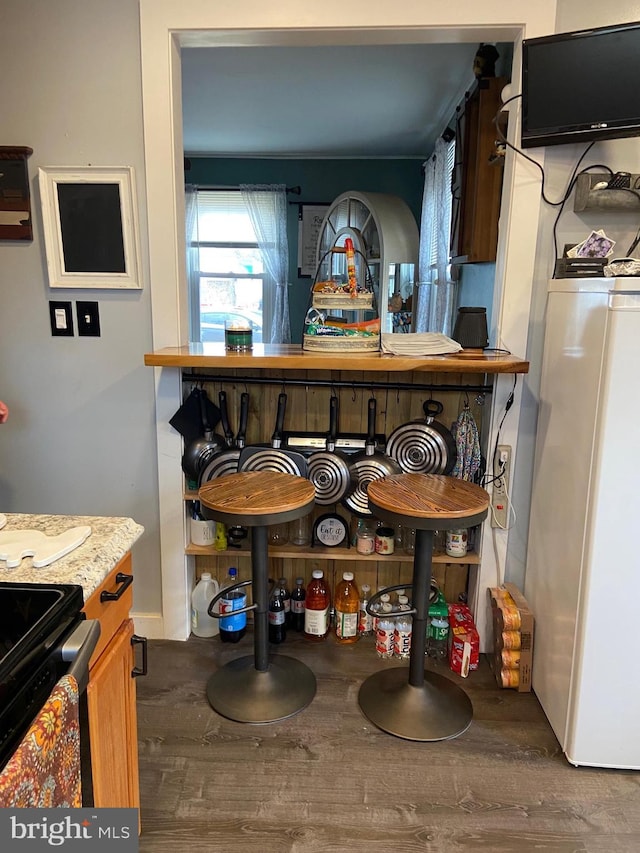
[145,343,529,375]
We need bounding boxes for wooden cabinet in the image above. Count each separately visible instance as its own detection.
[83,554,141,810]
[450,77,507,264]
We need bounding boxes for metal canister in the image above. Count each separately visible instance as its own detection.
[500,667,520,688]
[501,630,521,650]
[501,649,521,669]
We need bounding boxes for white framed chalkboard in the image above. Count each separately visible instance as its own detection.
[297,203,329,278]
[39,166,141,289]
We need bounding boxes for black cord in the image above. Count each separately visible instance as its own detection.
[488,374,517,483]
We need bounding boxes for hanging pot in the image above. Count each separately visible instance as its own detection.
[181,389,227,482]
[238,392,307,477]
[342,397,401,518]
[385,399,457,475]
[307,395,356,505]
[199,391,250,484]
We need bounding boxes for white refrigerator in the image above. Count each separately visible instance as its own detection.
[525,276,640,769]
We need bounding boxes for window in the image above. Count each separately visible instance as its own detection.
[186,190,270,343]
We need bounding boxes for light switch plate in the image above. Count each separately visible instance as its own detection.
[49,301,74,336]
[76,301,101,337]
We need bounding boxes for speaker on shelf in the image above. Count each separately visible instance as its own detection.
[452,306,489,350]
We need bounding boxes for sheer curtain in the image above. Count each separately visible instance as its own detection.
[240,184,291,344]
[415,137,457,335]
[184,185,200,341]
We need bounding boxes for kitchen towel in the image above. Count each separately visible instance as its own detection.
[381,332,462,356]
[0,674,82,807]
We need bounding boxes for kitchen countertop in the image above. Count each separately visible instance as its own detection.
[0,514,144,601]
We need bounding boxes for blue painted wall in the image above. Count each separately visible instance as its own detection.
[185,157,424,341]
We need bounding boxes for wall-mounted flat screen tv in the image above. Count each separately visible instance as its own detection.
[522,21,640,148]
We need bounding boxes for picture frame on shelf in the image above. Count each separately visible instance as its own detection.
[38,166,141,289]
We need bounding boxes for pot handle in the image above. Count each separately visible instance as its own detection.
[218,391,234,445]
[366,397,377,450]
[236,392,250,449]
[271,392,287,449]
[423,399,444,423]
[328,395,339,448]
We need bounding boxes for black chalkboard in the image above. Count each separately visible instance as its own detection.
[56,183,126,273]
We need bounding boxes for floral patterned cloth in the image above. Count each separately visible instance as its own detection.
[0,674,82,807]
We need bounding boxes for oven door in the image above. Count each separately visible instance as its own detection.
[0,619,100,805]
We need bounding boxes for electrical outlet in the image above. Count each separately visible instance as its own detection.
[490,444,511,528]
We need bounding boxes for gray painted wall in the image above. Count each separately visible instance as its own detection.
[0,0,161,618]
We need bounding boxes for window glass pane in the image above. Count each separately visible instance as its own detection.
[199,275,263,343]
[198,246,264,275]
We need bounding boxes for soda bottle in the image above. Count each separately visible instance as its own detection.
[278,576,292,627]
[334,571,359,644]
[219,567,247,644]
[290,576,306,632]
[427,616,449,660]
[375,600,395,659]
[268,586,287,644]
[358,583,373,637]
[393,595,412,659]
[304,569,330,641]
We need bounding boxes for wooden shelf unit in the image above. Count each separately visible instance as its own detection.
[148,344,529,609]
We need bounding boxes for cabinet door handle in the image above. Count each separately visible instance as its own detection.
[131,634,147,678]
[99,572,133,602]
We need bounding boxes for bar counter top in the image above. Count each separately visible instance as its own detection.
[144,343,529,375]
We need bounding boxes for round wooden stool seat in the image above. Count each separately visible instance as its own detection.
[197,471,316,725]
[367,473,489,531]
[199,470,316,527]
[359,473,489,742]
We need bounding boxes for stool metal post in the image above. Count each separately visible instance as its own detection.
[408,528,432,687]
[251,524,269,673]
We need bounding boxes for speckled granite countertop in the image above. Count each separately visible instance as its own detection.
[0,514,144,601]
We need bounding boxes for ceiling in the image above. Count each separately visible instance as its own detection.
[181,42,493,159]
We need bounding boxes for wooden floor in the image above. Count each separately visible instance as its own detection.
[136,632,640,853]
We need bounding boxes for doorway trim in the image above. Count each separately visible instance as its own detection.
[139,0,557,641]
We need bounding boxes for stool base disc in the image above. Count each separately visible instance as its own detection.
[358,667,472,741]
[206,655,316,723]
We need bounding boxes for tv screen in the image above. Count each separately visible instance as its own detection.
[522,21,640,148]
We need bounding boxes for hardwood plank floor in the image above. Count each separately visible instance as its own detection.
[136,632,640,853]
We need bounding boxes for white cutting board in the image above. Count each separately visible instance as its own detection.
[0,525,92,568]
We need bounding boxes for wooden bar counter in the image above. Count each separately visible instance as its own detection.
[144,343,529,375]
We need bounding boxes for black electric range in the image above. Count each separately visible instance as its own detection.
[0,581,96,771]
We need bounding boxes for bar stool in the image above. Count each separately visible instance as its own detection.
[359,473,489,741]
[199,471,317,723]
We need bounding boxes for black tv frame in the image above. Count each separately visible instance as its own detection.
[521,21,640,149]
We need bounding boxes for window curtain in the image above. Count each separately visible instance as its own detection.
[184,184,200,341]
[415,137,457,336]
[240,184,291,344]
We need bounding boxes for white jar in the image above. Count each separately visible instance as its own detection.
[445,528,468,557]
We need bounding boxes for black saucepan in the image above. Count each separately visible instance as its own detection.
[181,389,226,482]
[385,399,457,475]
[238,392,307,477]
[342,397,401,517]
[199,391,250,484]
[307,395,356,505]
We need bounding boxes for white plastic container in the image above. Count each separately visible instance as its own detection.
[191,572,220,637]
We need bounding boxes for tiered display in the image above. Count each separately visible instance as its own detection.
[303,238,380,352]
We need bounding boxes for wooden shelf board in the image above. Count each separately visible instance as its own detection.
[185,543,479,564]
[145,343,528,375]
